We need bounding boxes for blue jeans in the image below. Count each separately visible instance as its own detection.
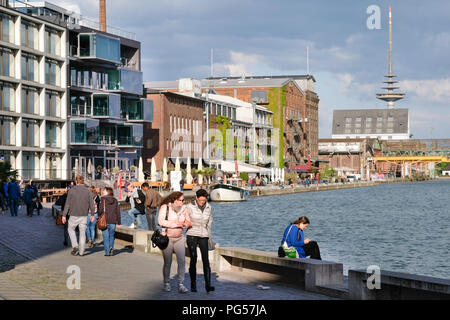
[86,213,98,241]
[127,208,145,228]
[9,199,19,216]
[102,224,116,255]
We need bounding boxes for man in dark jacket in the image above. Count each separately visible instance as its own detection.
[141,182,162,231]
[7,179,21,217]
[62,175,95,256]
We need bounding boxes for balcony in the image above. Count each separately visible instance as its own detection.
[117,124,143,147]
[107,69,143,95]
[121,99,153,122]
[92,93,121,119]
[79,33,120,64]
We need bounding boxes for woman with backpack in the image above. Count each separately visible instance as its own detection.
[98,187,121,256]
[158,192,192,293]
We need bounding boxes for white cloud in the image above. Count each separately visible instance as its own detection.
[402,78,450,103]
[219,51,266,77]
[333,72,377,100]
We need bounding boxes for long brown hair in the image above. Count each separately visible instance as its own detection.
[291,216,310,225]
[160,192,184,207]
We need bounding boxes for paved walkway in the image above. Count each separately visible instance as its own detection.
[0,205,335,300]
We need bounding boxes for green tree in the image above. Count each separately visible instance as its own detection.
[0,161,18,182]
[239,172,249,182]
[215,115,231,160]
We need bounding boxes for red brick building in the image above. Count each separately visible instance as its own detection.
[143,90,205,171]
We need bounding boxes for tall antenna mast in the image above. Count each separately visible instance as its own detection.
[210,48,214,78]
[306,46,310,75]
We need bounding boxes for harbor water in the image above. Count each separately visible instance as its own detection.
[122,180,450,279]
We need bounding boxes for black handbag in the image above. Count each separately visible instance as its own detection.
[151,205,169,250]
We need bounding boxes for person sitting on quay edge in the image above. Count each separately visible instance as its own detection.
[126,184,146,229]
[281,216,321,260]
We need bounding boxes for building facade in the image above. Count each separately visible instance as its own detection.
[318,138,380,180]
[0,4,68,180]
[332,109,410,141]
[143,90,204,172]
[11,1,153,179]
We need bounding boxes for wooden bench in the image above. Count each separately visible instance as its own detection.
[348,269,450,300]
[40,188,67,203]
[183,183,194,190]
[215,247,343,293]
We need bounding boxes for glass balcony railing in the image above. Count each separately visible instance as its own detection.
[92,93,121,118]
[79,33,120,63]
[108,69,143,95]
[121,99,153,122]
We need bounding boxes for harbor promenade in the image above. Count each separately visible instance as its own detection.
[0,205,334,300]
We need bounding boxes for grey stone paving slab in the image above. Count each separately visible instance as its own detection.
[0,205,336,300]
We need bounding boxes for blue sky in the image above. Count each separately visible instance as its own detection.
[52,0,450,138]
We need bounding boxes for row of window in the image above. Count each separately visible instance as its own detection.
[0,117,61,148]
[0,82,61,117]
[0,14,62,56]
[0,151,61,180]
[345,117,395,122]
[210,103,237,121]
[344,128,396,134]
[166,139,203,153]
[345,122,395,128]
[169,114,201,136]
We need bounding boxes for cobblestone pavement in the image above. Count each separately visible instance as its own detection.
[0,205,336,300]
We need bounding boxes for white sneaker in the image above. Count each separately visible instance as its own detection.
[164,282,171,292]
[178,283,188,294]
[129,223,136,228]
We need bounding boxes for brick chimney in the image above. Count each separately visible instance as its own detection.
[99,0,106,32]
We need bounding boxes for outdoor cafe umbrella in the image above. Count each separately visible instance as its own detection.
[151,158,157,182]
[197,158,203,185]
[271,167,275,182]
[74,158,79,175]
[175,157,181,171]
[163,158,168,182]
[138,156,145,182]
[186,157,193,184]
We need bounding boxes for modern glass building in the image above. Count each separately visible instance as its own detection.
[9,1,153,179]
[0,4,68,180]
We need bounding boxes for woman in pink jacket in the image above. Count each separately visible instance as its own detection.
[158,192,192,293]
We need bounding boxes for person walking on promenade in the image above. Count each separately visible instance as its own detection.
[98,187,121,256]
[61,175,95,257]
[30,180,41,216]
[158,192,192,293]
[281,216,321,260]
[55,190,69,246]
[0,181,7,215]
[126,184,146,229]
[86,186,101,248]
[186,189,215,293]
[23,184,37,217]
[7,179,21,217]
[142,182,162,231]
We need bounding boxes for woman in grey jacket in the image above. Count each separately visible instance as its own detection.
[186,189,215,293]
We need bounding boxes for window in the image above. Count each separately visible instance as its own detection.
[46,122,58,148]
[366,122,372,128]
[170,115,172,132]
[345,123,352,128]
[0,117,14,146]
[45,59,60,86]
[21,87,39,115]
[388,117,394,122]
[0,13,14,43]
[45,28,60,56]
[0,48,13,77]
[252,91,268,104]
[0,82,14,112]
[354,123,361,128]
[22,153,36,180]
[345,117,352,123]
[21,54,38,82]
[22,120,39,147]
[377,117,383,122]
[46,91,60,117]
[366,117,372,122]
[21,21,38,50]
[355,117,362,122]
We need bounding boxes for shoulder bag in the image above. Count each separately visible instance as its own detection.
[97,198,107,231]
[280,225,298,258]
[151,205,169,250]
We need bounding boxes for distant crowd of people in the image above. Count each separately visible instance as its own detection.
[0,179,42,217]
